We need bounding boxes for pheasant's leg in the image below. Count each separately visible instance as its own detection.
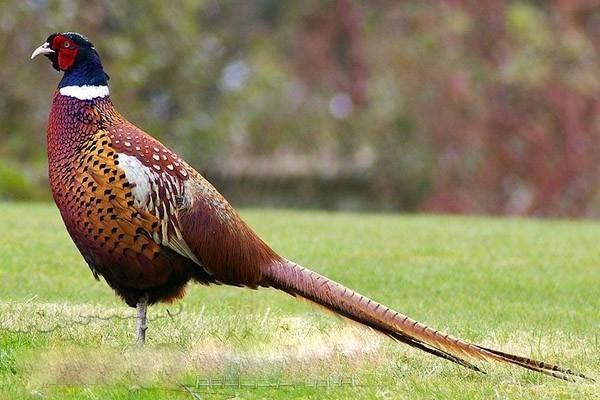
[136,294,149,345]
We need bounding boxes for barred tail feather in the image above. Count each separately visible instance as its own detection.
[265,260,590,381]
[473,345,590,381]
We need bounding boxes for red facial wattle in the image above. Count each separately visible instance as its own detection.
[51,35,78,71]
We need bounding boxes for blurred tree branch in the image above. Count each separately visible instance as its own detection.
[1,0,598,216]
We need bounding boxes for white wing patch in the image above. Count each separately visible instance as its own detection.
[118,153,154,203]
[117,153,201,265]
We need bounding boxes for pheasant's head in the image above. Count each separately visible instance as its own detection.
[31,32,109,88]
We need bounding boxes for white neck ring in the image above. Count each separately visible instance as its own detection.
[59,85,110,100]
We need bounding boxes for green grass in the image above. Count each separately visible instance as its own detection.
[0,203,598,399]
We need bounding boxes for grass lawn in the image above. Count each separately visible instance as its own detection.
[0,202,598,399]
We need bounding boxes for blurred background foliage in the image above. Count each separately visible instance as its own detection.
[0,0,598,217]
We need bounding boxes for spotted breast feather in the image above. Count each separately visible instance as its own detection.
[59,124,215,306]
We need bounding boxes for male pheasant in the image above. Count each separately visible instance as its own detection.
[31,32,587,381]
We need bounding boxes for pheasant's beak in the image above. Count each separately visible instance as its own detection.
[31,42,54,59]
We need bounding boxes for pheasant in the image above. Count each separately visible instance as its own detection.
[31,32,587,381]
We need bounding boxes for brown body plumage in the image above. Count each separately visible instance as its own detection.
[33,32,589,381]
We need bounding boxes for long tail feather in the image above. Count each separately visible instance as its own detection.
[473,345,592,381]
[265,260,590,381]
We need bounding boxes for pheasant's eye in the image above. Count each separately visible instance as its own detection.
[63,41,70,48]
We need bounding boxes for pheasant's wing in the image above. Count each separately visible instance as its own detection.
[107,121,282,286]
[105,122,205,268]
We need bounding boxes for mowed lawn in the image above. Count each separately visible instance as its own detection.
[0,203,598,399]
